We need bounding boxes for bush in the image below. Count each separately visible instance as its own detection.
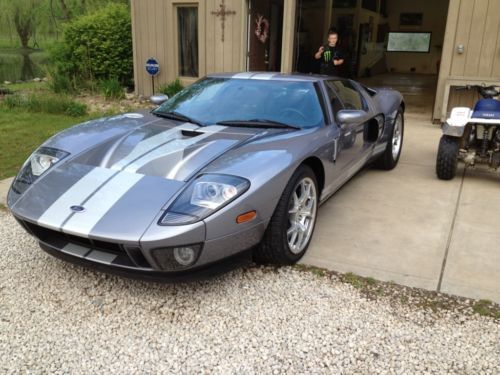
[49,3,132,91]
[48,69,75,94]
[159,79,184,98]
[98,78,125,100]
[2,93,87,117]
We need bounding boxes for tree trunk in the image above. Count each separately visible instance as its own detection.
[13,8,33,49]
[59,0,72,21]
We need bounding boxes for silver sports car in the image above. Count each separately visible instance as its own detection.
[7,73,404,277]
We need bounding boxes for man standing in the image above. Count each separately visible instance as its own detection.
[314,31,344,76]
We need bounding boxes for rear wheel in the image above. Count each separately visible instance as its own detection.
[254,165,318,265]
[436,135,459,180]
[375,108,404,170]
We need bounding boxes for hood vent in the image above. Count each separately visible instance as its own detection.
[181,129,205,137]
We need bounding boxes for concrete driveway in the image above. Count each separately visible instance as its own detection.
[302,74,500,303]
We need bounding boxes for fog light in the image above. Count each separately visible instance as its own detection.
[150,244,202,271]
[173,246,197,266]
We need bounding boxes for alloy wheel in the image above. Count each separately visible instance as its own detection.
[287,177,317,254]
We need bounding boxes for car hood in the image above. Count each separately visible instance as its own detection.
[9,114,270,241]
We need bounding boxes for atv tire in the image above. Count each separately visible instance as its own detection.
[436,135,459,180]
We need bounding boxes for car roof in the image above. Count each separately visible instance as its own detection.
[206,72,338,82]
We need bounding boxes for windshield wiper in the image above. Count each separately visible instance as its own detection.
[216,119,300,129]
[153,110,204,126]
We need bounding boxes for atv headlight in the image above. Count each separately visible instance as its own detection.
[11,147,69,195]
[159,174,250,225]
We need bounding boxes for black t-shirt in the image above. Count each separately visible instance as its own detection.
[320,44,344,76]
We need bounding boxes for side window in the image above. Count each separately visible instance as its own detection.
[324,81,344,114]
[326,80,367,111]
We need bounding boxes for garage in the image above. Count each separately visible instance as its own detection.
[131,0,499,122]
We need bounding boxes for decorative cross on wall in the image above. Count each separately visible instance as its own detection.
[211,0,236,42]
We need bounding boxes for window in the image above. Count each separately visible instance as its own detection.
[324,83,344,114]
[362,0,377,12]
[155,78,325,128]
[387,32,431,53]
[177,7,198,77]
[325,80,366,111]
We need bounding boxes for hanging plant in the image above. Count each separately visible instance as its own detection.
[254,14,269,44]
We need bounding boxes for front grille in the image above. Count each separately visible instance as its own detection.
[22,220,125,255]
[18,219,152,269]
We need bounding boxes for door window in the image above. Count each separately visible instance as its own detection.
[325,80,367,111]
[324,82,344,114]
[177,7,198,77]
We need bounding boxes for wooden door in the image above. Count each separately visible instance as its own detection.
[248,0,283,71]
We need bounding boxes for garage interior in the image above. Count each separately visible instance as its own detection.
[293,0,450,112]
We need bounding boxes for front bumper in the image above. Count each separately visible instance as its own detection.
[15,216,268,276]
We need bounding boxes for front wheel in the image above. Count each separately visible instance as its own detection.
[436,135,459,180]
[375,108,404,170]
[254,165,318,265]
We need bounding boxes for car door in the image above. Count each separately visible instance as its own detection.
[324,79,370,174]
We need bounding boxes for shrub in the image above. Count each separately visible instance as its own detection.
[49,3,133,91]
[48,68,75,94]
[159,79,184,98]
[64,101,88,117]
[2,93,87,117]
[98,78,125,100]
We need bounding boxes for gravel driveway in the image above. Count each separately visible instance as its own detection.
[0,212,499,374]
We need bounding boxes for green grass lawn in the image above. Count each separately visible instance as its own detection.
[0,108,92,179]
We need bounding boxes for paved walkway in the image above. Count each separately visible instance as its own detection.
[0,177,13,207]
[1,74,498,302]
[302,74,500,303]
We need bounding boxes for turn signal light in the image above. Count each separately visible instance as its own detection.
[236,210,257,224]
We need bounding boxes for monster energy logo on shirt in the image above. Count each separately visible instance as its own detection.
[324,50,332,62]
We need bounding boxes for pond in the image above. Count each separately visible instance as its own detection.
[0,48,49,82]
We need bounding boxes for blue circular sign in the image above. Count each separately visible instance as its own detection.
[145,58,160,76]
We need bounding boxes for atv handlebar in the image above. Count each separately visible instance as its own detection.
[455,84,499,99]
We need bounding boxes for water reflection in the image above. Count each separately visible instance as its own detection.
[0,48,47,82]
[21,50,35,80]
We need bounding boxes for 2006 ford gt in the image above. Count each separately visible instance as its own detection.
[7,73,404,277]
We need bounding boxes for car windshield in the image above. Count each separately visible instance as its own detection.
[154,77,325,128]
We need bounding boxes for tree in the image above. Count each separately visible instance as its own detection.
[0,0,42,48]
[59,0,72,21]
[13,6,34,48]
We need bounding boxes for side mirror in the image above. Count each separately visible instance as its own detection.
[150,94,169,106]
[336,109,368,127]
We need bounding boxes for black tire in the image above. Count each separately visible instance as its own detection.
[254,165,318,265]
[436,135,459,180]
[375,107,404,170]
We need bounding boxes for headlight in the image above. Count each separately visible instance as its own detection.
[11,147,69,195]
[31,153,61,176]
[159,174,250,225]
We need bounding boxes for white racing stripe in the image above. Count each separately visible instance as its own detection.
[232,72,255,79]
[166,141,215,180]
[110,123,197,170]
[122,133,213,173]
[37,167,117,231]
[120,125,227,175]
[251,73,277,80]
[62,171,143,237]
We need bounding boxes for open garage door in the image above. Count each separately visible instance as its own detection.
[294,0,450,115]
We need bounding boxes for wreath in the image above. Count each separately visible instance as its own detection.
[254,14,269,44]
